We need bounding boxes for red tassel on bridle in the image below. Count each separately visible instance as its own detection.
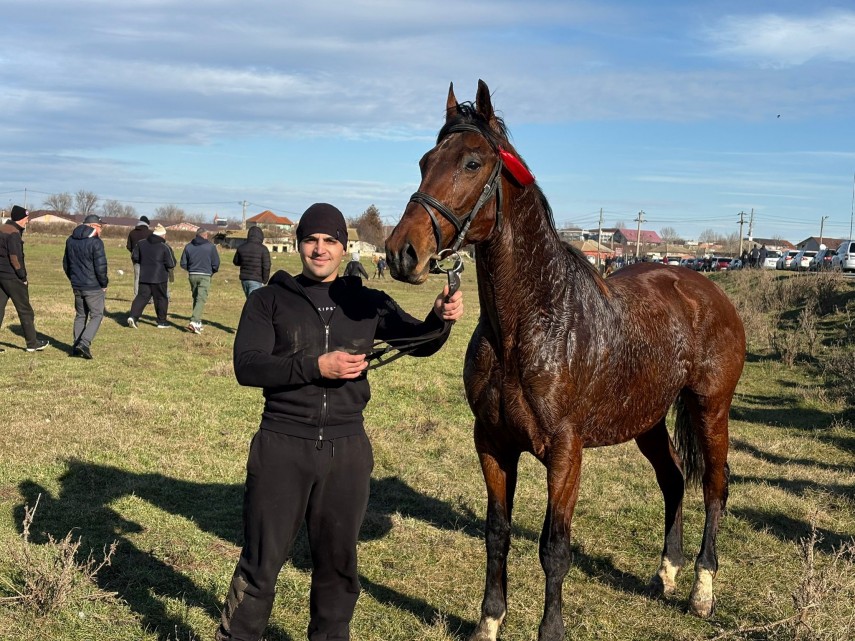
[498,147,536,186]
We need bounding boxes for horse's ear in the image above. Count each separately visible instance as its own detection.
[475,79,496,126]
[445,82,458,123]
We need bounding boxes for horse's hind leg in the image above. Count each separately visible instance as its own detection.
[635,418,686,598]
[470,436,520,641]
[681,390,731,618]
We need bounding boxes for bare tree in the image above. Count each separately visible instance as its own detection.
[74,190,99,216]
[351,204,385,248]
[101,200,138,219]
[660,226,680,243]
[698,228,720,244]
[155,204,186,223]
[43,193,73,215]
[613,220,626,229]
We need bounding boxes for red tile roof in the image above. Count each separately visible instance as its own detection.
[247,210,294,225]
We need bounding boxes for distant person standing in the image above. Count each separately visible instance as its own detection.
[233,226,270,298]
[0,206,49,352]
[126,215,152,295]
[377,256,387,279]
[62,214,108,359]
[180,228,220,334]
[128,224,175,329]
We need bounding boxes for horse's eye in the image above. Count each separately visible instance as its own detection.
[465,160,481,171]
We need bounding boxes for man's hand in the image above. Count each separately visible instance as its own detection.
[318,351,368,379]
[434,285,464,322]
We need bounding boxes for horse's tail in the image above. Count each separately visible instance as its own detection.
[673,395,704,487]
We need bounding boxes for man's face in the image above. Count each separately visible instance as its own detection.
[299,233,345,282]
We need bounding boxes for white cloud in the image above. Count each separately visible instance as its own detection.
[706,10,855,67]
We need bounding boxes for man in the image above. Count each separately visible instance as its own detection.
[217,203,463,641]
[0,205,49,353]
[126,215,152,295]
[62,214,108,359]
[128,224,175,329]
[180,228,220,333]
[233,226,270,298]
[342,257,369,279]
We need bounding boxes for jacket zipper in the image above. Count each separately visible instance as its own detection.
[318,322,330,446]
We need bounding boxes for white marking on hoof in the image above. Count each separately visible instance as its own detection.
[649,556,682,597]
[470,615,504,641]
[689,568,716,618]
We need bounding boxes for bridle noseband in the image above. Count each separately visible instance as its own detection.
[408,123,504,255]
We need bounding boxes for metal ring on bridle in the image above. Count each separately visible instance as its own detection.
[435,248,463,276]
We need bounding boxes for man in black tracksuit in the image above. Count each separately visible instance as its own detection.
[217,203,464,641]
[128,225,176,328]
[0,205,49,352]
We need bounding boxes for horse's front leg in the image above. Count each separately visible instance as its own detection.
[470,429,520,641]
[538,436,582,641]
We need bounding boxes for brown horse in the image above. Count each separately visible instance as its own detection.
[385,80,745,641]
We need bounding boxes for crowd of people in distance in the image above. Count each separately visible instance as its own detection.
[0,207,273,357]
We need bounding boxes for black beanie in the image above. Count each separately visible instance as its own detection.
[11,205,28,221]
[296,203,348,246]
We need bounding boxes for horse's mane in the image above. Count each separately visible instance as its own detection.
[442,102,607,292]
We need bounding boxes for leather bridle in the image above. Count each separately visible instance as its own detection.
[408,123,504,255]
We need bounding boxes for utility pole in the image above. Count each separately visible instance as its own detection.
[23,187,27,209]
[820,215,829,247]
[634,210,645,258]
[596,207,604,270]
[747,208,754,242]
[241,200,247,228]
[737,211,746,257]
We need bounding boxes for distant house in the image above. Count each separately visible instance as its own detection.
[745,237,795,252]
[613,228,663,246]
[346,228,375,257]
[247,210,295,233]
[795,236,846,252]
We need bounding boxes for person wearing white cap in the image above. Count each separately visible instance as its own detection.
[128,224,175,328]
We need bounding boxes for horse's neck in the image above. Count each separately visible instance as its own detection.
[474,194,603,346]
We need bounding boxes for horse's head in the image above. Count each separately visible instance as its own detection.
[385,79,535,284]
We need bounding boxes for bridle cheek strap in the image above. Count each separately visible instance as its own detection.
[410,155,503,254]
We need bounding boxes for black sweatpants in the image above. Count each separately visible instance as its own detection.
[129,281,168,324]
[218,430,374,641]
[0,277,39,347]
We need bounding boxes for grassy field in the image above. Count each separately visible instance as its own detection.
[0,236,853,641]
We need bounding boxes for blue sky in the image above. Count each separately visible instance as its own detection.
[1,1,854,243]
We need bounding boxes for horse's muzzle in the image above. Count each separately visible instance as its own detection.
[385,240,428,284]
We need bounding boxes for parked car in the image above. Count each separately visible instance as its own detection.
[711,256,733,271]
[762,250,782,269]
[776,249,799,270]
[831,240,855,272]
[727,258,743,270]
[664,256,681,266]
[789,248,817,271]
[808,246,835,271]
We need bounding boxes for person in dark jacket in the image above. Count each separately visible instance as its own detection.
[233,225,270,297]
[62,214,108,358]
[180,228,220,333]
[128,224,176,328]
[216,203,463,641]
[342,258,369,279]
[126,215,152,295]
[0,206,49,353]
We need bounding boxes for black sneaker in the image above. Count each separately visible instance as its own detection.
[78,344,93,360]
[26,339,50,352]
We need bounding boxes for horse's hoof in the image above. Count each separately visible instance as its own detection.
[689,595,716,618]
[647,574,676,598]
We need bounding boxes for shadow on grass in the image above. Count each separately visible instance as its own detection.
[13,460,499,639]
[4,322,74,353]
[731,438,855,473]
[168,311,236,334]
[729,507,852,555]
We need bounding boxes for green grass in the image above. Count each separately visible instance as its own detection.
[1,239,853,640]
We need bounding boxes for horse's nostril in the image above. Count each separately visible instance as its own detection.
[404,242,418,267]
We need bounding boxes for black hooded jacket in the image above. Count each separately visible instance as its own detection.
[233,226,270,283]
[62,224,109,290]
[132,234,176,283]
[233,270,449,440]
